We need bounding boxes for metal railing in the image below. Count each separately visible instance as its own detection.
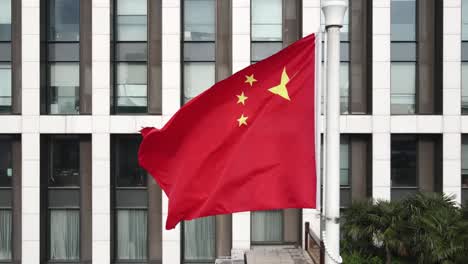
[304,222,324,264]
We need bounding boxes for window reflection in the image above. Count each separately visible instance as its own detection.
[391,136,417,187]
[183,0,215,41]
[48,0,80,42]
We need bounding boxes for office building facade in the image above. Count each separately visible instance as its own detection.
[0,0,467,263]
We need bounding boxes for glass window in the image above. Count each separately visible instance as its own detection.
[116,0,147,41]
[251,210,282,243]
[184,217,215,262]
[116,63,148,113]
[183,62,215,103]
[251,0,282,41]
[49,137,80,187]
[0,63,11,113]
[48,63,80,114]
[391,0,416,41]
[0,0,11,41]
[49,210,80,260]
[391,136,417,187]
[113,135,148,261]
[184,0,215,41]
[45,136,82,262]
[391,62,416,114]
[463,63,468,114]
[340,63,349,114]
[463,0,468,41]
[0,137,12,261]
[48,0,80,42]
[115,136,147,187]
[0,139,12,187]
[116,209,147,260]
[462,137,468,188]
[0,210,11,260]
[251,42,283,62]
[340,138,349,186]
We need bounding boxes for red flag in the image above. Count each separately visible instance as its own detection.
[139,34,318,229]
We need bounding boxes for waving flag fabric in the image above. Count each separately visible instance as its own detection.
[139,34,319,229]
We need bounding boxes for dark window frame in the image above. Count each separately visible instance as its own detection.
[390,0,419,115]
[111,134,150,263]
[41,135,85,263]
[111,0,150,115]
[181,0,216,105]
[41,0,82,116]
[391,135,419,201]
[461,135,468,205]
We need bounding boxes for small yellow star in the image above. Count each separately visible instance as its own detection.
[245,74,257,86]
[237,114,248,127]
[236,92,248,105]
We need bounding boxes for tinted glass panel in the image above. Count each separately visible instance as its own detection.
[0,138,12,187]
[0,190,11,207]
[462,137,468,187]
[115,137,147,187]
[184,217,215,261]
[0,0,11,41]
[48,43,80,62]
[116,63,147,112]
[183,42,215,62]
[340,42,349,62]
[115,190,147,208]
[184,0,215,41]
[462,63,468,114]
[0,209,11,260]
[340,138,349,186]
[49,209,80,260]
[0,63,11,113]
[49,63,80,114]
[462,42,468,61]
[49,138,80,186]
[0,43,11,61]
[391,188,418,201]
[116,209,147,260]
[391,136,417,187]
[340,188,351,208]
[391,42,417,61]
[340,63,349,114]
[391,62,416,114]
[391,0,416,41]
[463,0,468,41]
[116,0,147,41]
[115,43,147,62]
[183,62,215,103]
[48,0,80,41]
[48,189,80,208]
[251,42,282,62]
[251,210,282,243]
[251,0,282,41]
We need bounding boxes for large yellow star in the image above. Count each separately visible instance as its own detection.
[245,74,257,87]
[236,92,248,105]
[237,114,248,127]
[268,67,290,101]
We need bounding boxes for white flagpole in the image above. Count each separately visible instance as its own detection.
[321,1,347,264]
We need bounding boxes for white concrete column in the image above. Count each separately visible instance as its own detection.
[231,0,251,256]
[21,0,41,262]
[92,0,111,262]
[372,0,391,201]
[162,0,181,263]
[443,0,462,203]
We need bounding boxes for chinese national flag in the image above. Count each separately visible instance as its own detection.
[139,34,319,229]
